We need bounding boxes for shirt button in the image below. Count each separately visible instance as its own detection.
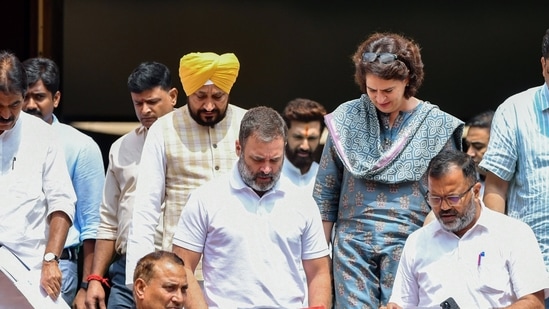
[213,143,218,148]
[215,166,220,170]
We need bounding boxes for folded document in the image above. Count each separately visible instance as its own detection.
[0,246,69,308]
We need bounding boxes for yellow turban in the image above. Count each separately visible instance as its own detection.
[179,52,240,95]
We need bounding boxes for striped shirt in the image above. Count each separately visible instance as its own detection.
[479,83,549,269]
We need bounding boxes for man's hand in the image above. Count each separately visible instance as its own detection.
[85,280,107,309]
[72,287,87,309]
[41,261,63,300]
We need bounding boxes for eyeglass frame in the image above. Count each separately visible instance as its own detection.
[425,182,477,208]
[361,52,398,64]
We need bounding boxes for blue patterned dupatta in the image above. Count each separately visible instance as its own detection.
[325,94,463,184]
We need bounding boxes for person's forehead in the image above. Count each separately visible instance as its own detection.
[194,84,224,94]
[27,80,51,93]
[428,167,464,186]
[245,135,284,153]
[289,120,321,131]
[131,87,169,99]
[466,126,490,135]
[465,127,490,140]
[0,91,24,104]
[153,261,187,276]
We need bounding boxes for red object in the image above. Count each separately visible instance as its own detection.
[86,274,111,288]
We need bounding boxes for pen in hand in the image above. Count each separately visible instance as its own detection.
[477,251,485,267]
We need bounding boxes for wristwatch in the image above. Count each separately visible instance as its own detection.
[43,252,60,263]
[80,281,89,290]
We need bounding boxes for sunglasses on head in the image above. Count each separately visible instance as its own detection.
[362,52,398,64]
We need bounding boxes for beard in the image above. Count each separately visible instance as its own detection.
[237,156,281,193]
[187,103,227,127]
[285,144,314,169]
[437,197,477,233]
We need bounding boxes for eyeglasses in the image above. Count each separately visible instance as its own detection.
[362,52,398,64]
[425,183,476,208]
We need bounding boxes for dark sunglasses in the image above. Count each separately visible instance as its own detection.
[362,52,398,64]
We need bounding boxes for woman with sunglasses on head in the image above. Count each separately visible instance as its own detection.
[313,32,464,308]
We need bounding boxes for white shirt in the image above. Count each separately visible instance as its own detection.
[172,163,329,309]
[281,156,319,193]
[0,112,76,269]
[389,203,549,308]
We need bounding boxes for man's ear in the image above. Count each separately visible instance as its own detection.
[168,87,178,106]
[134,278,147,300]
[235,139,241,156]
[53,91,61,108]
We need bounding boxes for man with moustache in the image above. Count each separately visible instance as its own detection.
[133,251,206,309]
[385,150,549,309]
[0,51,75,306]
[172,106,332,309]
[126,52,246,287]
[22,57,106,307]
[423,110,495,226]
[281,98,326,192]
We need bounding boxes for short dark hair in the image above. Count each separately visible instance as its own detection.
[466,110,494,130]
[127,61,172,93]
[239,106,287,149]
[428,149,478,185]
[0,51,27,96]
[352,32,424,99]
[282,98,326,131]
[542,28,549,59]
[133,250,185,284]
[22,57,60,94]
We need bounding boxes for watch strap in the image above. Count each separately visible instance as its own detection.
[80,281,89,290]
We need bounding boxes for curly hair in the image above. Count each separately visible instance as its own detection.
[352,32,424,99]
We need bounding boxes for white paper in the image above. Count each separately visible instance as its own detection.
[0,246,69,308]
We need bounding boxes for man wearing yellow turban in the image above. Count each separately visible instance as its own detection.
[126,52,247,289]
[179,52,239,96]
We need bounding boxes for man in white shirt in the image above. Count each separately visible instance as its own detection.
[0,51,76,306]
[386,150,549,309]
[280,98,326,192]
[172,106,332,309]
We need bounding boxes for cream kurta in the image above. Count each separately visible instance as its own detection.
[126,104,246,285]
